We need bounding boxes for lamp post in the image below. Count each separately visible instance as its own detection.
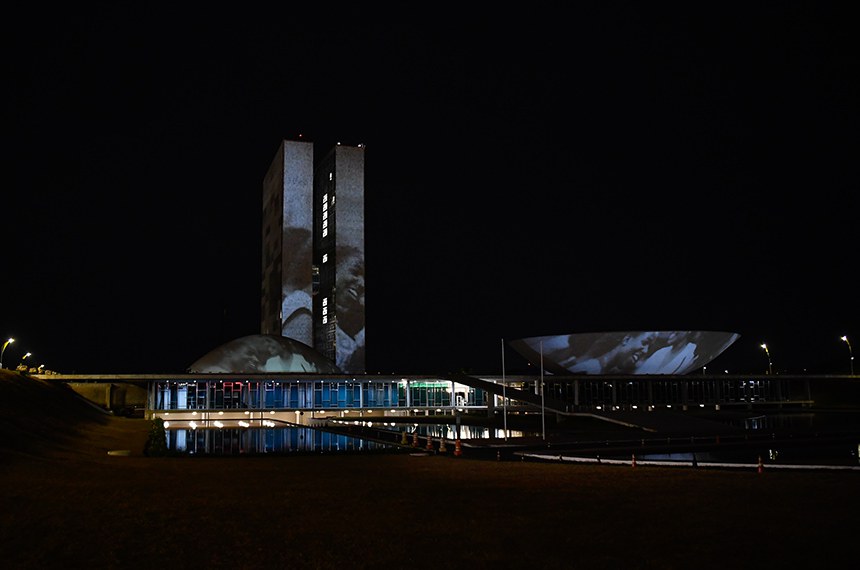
[841,336,854,375]
[1,338,14,369]
[21,352,32,367]
[501,338,508,441]
[540,340,546,442]
[760,343,772,375]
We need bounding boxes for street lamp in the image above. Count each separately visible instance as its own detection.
[21,352,32,365]
[841,336,854,375]
[1,338,14,369]
[501,338,508,441]
[760,343,772,375]
[540,340,546,441]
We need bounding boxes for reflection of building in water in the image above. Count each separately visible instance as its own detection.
[260,139,366,373]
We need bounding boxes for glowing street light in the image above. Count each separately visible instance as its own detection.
[1,338,14,369]
[21,352,32,365]
[760,343,772,375]
[841,336,854,375]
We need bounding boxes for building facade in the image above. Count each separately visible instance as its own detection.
[260,140,366,373]
[313,144,365,373]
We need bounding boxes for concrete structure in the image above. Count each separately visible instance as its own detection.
[511,331,741,375]
[261,139,314,343]
[312,144,365,373]
[260,140,365,374]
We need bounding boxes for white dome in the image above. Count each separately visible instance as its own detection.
[188,334,341,373]
[510,331,740,375]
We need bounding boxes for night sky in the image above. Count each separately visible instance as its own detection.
[6,5,857,375]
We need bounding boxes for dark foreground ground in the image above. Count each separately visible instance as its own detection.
[1,372,858,569]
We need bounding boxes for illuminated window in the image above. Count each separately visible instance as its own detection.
[322,194,329,237]
[322,253,328,263]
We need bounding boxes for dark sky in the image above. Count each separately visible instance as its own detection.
[6,5,857,375]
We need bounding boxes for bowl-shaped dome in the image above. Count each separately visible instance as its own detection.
[188,334,341,373]
[510,331,740,375]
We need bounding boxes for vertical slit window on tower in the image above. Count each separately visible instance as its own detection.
[322,194,328,237]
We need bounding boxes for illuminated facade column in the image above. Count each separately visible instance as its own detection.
[261,139,315,344]
[313,144,365,373]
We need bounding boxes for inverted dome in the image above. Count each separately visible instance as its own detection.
[510,331,740,375]
[188,334,341,374]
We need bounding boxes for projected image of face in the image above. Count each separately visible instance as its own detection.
[563,331,658,374]
[335,245,365,372]
[638,331,699,374]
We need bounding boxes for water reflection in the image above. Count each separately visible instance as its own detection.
[631,443,860,467]
[348,422,535,440]
[165,423,534,456]
[166,426,396,456]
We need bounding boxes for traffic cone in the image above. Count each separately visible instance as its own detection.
[401,430,408,445]
[439,438,447,453]
[426,435,434,451]
[631,453,637,468]
[454,439,462,457]
[412,432,419,447]
[757,455,763,474]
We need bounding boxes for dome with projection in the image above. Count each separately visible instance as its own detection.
[188,334,341,374]
[510,331,740,375]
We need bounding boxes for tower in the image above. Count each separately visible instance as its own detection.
[261,140,365,373]
[313,144,365,373]
[261,139,314,345]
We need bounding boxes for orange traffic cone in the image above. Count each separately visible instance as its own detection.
[412,432,419,448]
[631,453,637,468]
[757,455,763,474]
[454,439,462,457]
[401,430,408,445]
[426,436,434,451]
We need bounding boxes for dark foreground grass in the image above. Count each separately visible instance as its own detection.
[1,372,858,569]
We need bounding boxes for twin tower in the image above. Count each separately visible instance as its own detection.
[261,139,366,373]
